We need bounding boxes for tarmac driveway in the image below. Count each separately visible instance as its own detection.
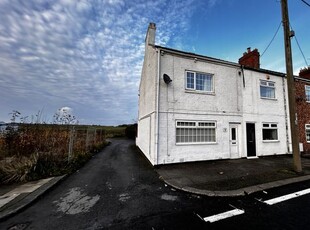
[0,138,207,230]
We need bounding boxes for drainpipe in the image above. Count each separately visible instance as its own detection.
[155,48,161,165]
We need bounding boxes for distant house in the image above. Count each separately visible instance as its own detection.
[295,67,310,154]
[0,121,7,132]
[136,22,293,165]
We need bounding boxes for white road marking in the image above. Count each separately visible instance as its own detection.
[264,188,310,205]
[203,208,245,223]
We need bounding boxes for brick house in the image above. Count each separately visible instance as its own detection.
[295,67,310,154]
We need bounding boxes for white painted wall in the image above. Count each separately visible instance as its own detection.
[136,41,158,165]
[242,69,289,157]
[157,52,244,164]
[137,24,291,165]
[154,50,290,164]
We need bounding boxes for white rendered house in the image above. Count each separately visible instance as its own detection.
[136,23,292,165]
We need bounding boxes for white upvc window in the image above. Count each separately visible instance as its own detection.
[305,124,310,142]
[262,123,278,141]
[305,85,310,102]
[260,80,275,99]
[176,120,216,144]
[185,71,214,92]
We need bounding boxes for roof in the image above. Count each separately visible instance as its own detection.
[155,45,287,78]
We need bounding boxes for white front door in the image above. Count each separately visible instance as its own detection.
[229,124,239,159]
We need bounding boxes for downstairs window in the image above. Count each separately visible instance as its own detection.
[262,123,278,141]
[176,121,216,144]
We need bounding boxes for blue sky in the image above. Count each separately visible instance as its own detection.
[0,0,309,125]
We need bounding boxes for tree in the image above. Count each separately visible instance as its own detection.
[53,107,78,125]
[9,110,21,123]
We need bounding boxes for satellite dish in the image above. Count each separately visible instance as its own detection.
[163,74,172,84]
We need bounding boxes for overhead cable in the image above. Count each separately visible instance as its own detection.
[261,21,282,58]
[290,24,309,67]
[301,0,310,8]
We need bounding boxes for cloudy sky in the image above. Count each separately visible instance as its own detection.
[0,0,309,125]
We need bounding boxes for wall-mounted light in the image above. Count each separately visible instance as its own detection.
[194,58,197,63]
[266,75,270,80]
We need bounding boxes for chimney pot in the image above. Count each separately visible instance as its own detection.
[247,47,251,53]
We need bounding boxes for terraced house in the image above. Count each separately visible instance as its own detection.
[136,22,294,165]
[295,67,310,154]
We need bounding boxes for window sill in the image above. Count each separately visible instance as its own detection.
[262,140,280,143]
[176,142,217,146]
[185,90,215,96]
[260,97,277,101]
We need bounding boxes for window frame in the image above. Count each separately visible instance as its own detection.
[175,120,217,145]
[262,123,279,142]
[305,85,310,103]
[260,80,276,99]
[305,124,310,143]
[185,71,214,93]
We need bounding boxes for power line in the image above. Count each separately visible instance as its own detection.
[261,21,282,57]
[293,34,309,66]
[290,24,309,67]
[301,0,310,8]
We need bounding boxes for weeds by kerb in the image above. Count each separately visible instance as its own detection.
[0,123,125,184]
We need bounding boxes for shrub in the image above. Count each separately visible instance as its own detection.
[0,124,109,185]
[125,124,137,139]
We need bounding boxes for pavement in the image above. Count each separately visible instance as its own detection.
[2,150,310,222]
[156,155,310,197]
[0,175,66,221]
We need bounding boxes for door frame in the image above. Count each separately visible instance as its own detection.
[229,123,241,159]
[246,122,257,158]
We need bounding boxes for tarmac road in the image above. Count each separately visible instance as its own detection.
[1,138,310,230]
[0,139,212,229]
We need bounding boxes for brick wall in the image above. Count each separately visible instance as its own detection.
[238,47,260,69]
[295,77,310,154]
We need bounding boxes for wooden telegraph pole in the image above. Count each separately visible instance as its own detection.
[280,0,302,172]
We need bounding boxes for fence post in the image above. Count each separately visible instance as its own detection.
[86,127,89,151]
[94,128,97,145]
[68,126,75,162]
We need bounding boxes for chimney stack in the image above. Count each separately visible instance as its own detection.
[299,67,310,79]
[145,22,156,46]
[238,47,260,69]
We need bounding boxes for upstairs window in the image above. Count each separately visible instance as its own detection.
[176,121,216,144]
[186,71,214,92]
[305,86,310,102]
[260,80,275,99]
[306,124,310,142]
[262,123,278,141]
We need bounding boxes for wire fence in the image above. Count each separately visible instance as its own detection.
[0,124,107,162]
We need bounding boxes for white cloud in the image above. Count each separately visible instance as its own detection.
[0,0,197,125]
